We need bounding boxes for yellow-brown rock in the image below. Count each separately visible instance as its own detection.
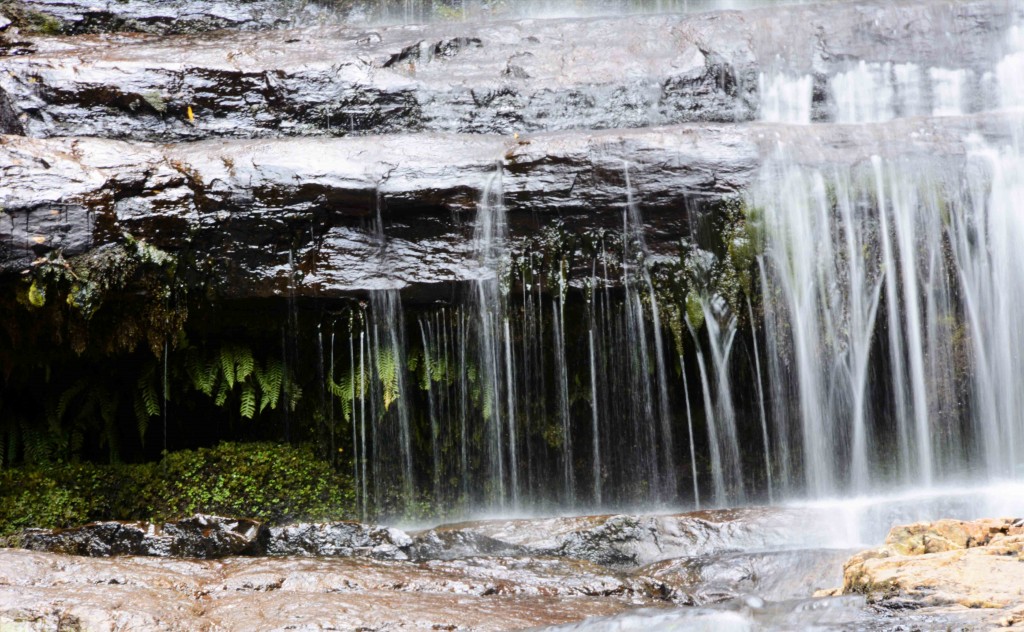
[841,518,1024,628]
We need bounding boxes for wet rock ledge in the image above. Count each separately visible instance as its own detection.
[838,518,1024,629]
[1,0,1019,141]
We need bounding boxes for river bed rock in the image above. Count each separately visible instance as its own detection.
[8,0,328,35]
[840,518,1024,628]
[0,548,656,630]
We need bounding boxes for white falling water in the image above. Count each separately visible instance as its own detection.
[831,62,894,124]
[928,68,966,117]
[759,71,813,124]
[997,26,1024,110]
[622,163,677,501]
[952,135,1024,479]
[471,166,519,509]
[893,63,926,118]
[753,133,1024,497]
[700,295,744,503]
[369,289,415,505]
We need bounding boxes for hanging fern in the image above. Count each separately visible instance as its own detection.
[19,420,50,465]
[214,379,230,408]
[329,362,370,422]
[239,383,256,419]
[235,347,254,384]
[187,352,218,397]
[134,365,161,445]
[252,357,281,413]
[220,346,237,390]
[376,347,400,411]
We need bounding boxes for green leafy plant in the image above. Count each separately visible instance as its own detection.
[0,442,355,536]
[185,345,295,421]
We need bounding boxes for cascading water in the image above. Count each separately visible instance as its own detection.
[469,166,520,510]
[304,6,1024,521]
[749,26,1024,498]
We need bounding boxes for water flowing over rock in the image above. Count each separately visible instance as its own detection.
[0,548,651,630]
[1,508,875,630]
[3,1,1024,628]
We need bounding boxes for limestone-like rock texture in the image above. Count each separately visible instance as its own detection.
[840,518,1024,629]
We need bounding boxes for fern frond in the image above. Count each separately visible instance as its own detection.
[138,367,161,417]
[134,391,150,445]
[19,420,49,465]
[214,380,229,407]
[255,357,284,412]
[56,379,87,425]
[235,346,254,384]
[220,346,236,390]
[239,383,256,419]
[377,347,399,411]
[328,371,356,421]
[187,352,217,396]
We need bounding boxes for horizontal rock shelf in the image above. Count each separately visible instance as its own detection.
[2,0,1018,141]
[8,0,325,36]
[1,115,1002,296]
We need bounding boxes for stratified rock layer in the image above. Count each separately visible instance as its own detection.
[1,115,1008,298]
[1,0,1019,140]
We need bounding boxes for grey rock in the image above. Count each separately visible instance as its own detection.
[14,0,334,35]
[426,507,863,568]
[408,528,531,560]
[2,116,1000,299]
[0,12,11,31]
[263,521,414,559]
[18,514,264,558]
[2,0,1017,142]
[640,548,856,605]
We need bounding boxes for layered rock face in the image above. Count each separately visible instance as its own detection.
[1,0,1021,299]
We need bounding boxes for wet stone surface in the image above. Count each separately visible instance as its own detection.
[1,115,1007,300]
[1,0,1018,141]
[4,511,1022,629]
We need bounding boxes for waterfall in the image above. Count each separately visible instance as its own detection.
[750,28,1024,495]
[300,9,1024,519]
[369,289,415,506]
[470,165,518,509]
[622,163,677,502]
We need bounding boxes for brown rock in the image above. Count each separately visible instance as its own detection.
[0,548,661,630]
[841,518,1024,629]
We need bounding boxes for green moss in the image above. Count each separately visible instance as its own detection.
[26,280,45,308]
[0,0,65,33]
[0,442,354,536]
[685,292,704,330]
